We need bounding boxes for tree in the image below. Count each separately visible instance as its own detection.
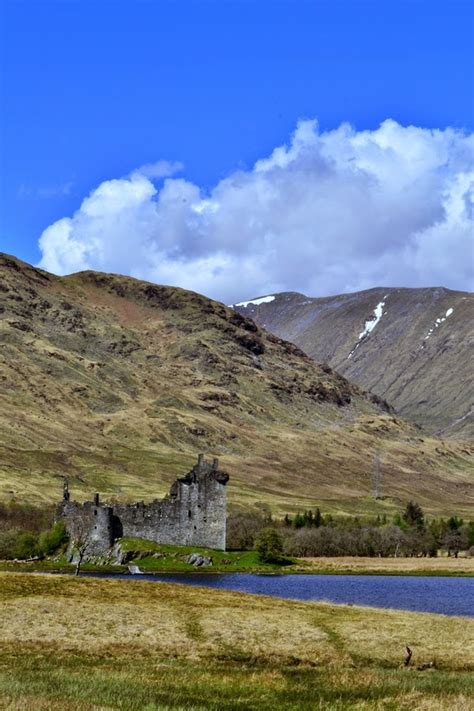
[293,513,306,529]
[428,517,448,548]
[314,508,322,528]
[284,527,344,557]
[255,527,284,563]
[380,525,406,557]
[468,521,474,547]
[70,519,94,576]
[393,513,404,529]
[402,501,425,531]
[226,511,268,550]
[447,516,463,531]
[404,528,437,557]
[442,528,468,558]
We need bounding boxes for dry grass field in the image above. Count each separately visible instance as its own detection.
[300,556,474,576]
[0,572,472,709]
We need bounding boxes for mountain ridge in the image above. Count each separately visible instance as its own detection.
[1,254,472,515]
[233,286,473,438]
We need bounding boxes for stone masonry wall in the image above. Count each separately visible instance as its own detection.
[58,455,229,553]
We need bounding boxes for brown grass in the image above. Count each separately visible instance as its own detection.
[0,573,472,709]
[300,556,474,576]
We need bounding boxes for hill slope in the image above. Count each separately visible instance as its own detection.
[0,254,472,515]
[233,288,473,439]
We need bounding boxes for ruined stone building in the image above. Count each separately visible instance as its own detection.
[57,455,229,553]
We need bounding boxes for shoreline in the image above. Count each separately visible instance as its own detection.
[1,569,473,619]
[1,556,472,577]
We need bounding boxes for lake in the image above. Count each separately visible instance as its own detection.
[87,572,474,617]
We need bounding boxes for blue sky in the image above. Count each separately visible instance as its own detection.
[1,0,473,300]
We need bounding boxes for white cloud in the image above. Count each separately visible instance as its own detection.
[132,160,183,179]
[37,119,474,303]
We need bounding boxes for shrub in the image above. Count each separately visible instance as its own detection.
[0,530,21,559]
[38,521,68,556]
[255,527,284,563]
[0,521,68,560]
[0,530,39,559]
[11,531,38,560]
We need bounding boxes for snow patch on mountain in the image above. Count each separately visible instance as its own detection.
[423,307,454,341]
[358,301,386,340]
[348,300,386,358]
[232,295,276,308]
[421,307,454,348]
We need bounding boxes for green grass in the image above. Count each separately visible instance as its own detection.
[119,537,294,573]
[2,650,473,710]
[0,538,294,575]
[0,539,472,577]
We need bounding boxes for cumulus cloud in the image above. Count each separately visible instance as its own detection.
[38,119,474,303]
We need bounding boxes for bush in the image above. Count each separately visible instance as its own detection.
[38,522,68,556]
[0,521,68,560]
[255,527,284,563]
[0,530,39,560]
[0,530,22,560]
[13,532,38,559]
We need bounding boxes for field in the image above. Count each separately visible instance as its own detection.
[0,573,473,710]
[302,556,474,576]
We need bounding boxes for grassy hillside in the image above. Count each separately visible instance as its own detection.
[234,287,473,438]
[1,254,472,516]
[0,573,472,709]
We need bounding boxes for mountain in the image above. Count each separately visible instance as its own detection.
[233,288,473,439]
[0,254,472,516]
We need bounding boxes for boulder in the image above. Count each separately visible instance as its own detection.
[186,553,213,567]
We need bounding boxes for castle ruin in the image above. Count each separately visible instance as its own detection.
[57,454,229,553]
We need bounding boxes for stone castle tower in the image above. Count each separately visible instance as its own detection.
[57,454,229,553]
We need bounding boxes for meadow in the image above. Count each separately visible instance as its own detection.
[0,572,472,710]
[1,536,473,577]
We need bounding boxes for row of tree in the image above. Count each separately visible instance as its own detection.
[0,499,472,561]
[227,502,474,558]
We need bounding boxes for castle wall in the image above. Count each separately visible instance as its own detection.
[58,455,229,553]
[57,498,115,556]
